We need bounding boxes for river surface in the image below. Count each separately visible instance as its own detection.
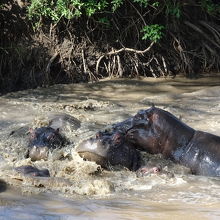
[0,75,220,219]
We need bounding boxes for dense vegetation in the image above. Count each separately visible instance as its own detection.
[1,0,220,93]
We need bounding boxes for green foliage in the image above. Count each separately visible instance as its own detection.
[165,1,181,18]
[98,17,110,27]
[152,1,159,8]
[141,24,164,42]
[27,0,165,41]
[200,0,220,15]
[84,0,108,16]
[27,0,157,24]
[133,0,149,8]
[27,0,84,23]
[111,0,123,12]
[27,0,112,23]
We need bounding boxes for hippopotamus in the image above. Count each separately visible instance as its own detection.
[136,166,162,177]
[15,165,50,177]
[76,131,141,171]
[26,113,80,161]
[136,165,174,178]
[126,107,220,177]
[27,127,66,161]
[48,113,81,131]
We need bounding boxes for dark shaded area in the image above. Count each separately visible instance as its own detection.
[0,179,7,193]
[1,0,220,94]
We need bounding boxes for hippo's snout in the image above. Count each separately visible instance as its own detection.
[76,132,141,171]
[76,138,110,158]
[28,146,49,161]
[28,127,66,161]
[76,137,111,167]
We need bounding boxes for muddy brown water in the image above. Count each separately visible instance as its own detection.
[0,75,220,219]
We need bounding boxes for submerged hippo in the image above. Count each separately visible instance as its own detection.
[136,165,174,178]
[76,131,141,171]
[48,113,81,131]
[126,107,220,176]
[27,127,66,161]
[136,166,161,177]
[27,113,80,161]
[15,165,50,177]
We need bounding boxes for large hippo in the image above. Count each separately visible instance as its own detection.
[76,131,141,171]
[126,107,220,176]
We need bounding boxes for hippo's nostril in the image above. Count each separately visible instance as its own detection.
[152,167,161,173]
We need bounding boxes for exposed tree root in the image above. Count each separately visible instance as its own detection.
[1,1,220,93]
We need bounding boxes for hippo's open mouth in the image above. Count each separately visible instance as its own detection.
[76,138,109,166]
[76,131,141,171]
[76,138,109,158]
[77,151,108,167]
[76,137,110,167]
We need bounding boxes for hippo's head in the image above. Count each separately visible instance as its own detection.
[76,131,141,171]
[28,127,66,161]
[126,108,159,153]
[132,109,149,126]
[126,107,195,157]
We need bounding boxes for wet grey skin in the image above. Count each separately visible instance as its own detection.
[15,165,50,177]
[48,113,81,131]
[9,113,80,138]
[28,127,66,161]
[76,131,141,171]
[126,106,220,177]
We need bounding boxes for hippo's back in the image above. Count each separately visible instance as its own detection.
[180,130,220,176]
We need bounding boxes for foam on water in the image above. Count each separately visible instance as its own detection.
[0,76,220,218]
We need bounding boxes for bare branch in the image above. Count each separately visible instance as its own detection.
[184,21,220,49]
[46,51,59,74]
[96,42,154,75]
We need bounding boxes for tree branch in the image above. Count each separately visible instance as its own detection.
[96,41,154,74]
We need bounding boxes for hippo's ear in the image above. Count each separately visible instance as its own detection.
[145,107,155,119]
[146,111,159,123]
[145,111,150,118]
[55,128,60,133]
